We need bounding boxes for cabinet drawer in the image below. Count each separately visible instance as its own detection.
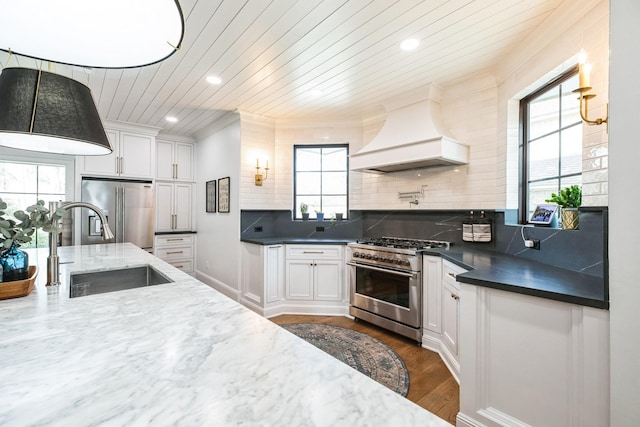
[166,259,193,273]
[286,245,343,259]
[442,260,467,288]
[156,234,194,246]
[156,246,193,260]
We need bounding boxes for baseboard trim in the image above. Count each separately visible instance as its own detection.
[195,270,240,302]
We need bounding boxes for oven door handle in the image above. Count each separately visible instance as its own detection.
[346,262,416,278]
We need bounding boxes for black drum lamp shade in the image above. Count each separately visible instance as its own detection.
[0,68,112,155]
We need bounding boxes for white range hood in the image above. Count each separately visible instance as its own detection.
[351,90,469,173]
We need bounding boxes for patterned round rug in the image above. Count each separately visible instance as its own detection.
[281,323,409,396]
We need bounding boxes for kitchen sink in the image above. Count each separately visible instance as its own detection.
[69,265,173,298]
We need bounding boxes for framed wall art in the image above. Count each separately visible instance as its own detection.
[218,176,230,213]
[206,180,216,213]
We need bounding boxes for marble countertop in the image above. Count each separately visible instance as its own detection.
[0,243,450,427]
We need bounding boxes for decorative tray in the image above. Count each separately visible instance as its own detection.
[0,265,38,300]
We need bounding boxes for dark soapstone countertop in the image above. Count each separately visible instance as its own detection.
[241,238,608,310]
[424,247,608,309]
[241,237,355,245]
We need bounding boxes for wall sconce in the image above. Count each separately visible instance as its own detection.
[255,159,269,186]
[573,53,608,126]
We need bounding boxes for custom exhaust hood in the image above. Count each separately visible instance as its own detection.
[351,87,469,173]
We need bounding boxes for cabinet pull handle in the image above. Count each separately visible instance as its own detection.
[175,265,184,268]
[447,272,456,279]
[269,245,282,248]
[167,251,183,255]
[167,238,184,242]
[119,157,123,174]
[173,163,177,179]
[303,251,324,254]
[451,293,460,300]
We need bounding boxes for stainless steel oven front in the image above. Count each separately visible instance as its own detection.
[347,257,422,342]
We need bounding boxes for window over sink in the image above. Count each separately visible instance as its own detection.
[293,144,348,220]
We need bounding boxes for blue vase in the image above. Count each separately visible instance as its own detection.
[316,213,324,222]
[1,243,29,282]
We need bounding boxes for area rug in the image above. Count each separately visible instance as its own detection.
[281,323,409,396]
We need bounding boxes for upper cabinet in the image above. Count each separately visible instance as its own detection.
[79,126,156,179]
[156,139,194,182]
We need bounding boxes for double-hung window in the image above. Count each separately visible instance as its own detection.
[0,160,67,248]
[520,67,582,223]
[293,144,348,220]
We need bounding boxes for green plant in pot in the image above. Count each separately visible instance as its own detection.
[545,185,581,230]
[0,198,65,282]
[300,202,309,220]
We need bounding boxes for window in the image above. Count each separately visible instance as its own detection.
[0,161,67,248]
[520,67,582,223]
[293,144,348,220]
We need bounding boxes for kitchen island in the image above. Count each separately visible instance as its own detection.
[0,243,450,426]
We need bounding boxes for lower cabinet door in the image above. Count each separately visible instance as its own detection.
[286,261,313,299]
[314,261,342,301]
[442,280,460,356]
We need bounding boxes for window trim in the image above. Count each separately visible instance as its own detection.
[293,143,349,220]
[519,65,580,224]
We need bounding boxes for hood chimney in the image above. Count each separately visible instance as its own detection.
[351,85,468,173]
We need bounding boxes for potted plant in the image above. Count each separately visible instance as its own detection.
[300,202,309,220]
[0,198,65,281]
[315,210,324,222]
[545,185,581,230]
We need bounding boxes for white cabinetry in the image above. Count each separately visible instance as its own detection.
[422,255,442,349]
[440,260,465,381]
[458,284,610,427]
[421,257,466,382]
[80,128,155,179]
[285,245,343,302]
[155,182,192,232]
[240,243,285,317]
[154,234,195,275]
[156,139,194,181]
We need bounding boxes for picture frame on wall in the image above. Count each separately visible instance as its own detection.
[218,176,230,213]
[206,180,216,213]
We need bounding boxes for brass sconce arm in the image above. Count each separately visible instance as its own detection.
[573,86,608,126]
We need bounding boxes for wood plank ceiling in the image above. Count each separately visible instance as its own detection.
[0,0,564,138]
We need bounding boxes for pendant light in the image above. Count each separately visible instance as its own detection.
[0,0,184,69]
[0,68,111,155]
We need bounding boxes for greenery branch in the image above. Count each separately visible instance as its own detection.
[0,198,66,250]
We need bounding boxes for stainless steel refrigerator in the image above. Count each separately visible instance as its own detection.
[81,178,154,251]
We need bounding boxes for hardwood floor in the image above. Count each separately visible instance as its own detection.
[270,314,459,425]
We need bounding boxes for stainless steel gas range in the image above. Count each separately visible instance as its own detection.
[347,237,450,342]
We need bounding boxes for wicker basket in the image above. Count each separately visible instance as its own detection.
[0,265,38,300]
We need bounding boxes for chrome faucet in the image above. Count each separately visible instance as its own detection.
[46,201,114,286]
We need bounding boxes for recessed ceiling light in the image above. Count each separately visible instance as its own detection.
[206,75,222,85]
[400,38,420,51]
[166,116,178,123]
[309,89,323,97]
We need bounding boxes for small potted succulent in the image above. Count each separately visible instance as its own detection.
[300,202,309,220]
[545,185,581,230]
